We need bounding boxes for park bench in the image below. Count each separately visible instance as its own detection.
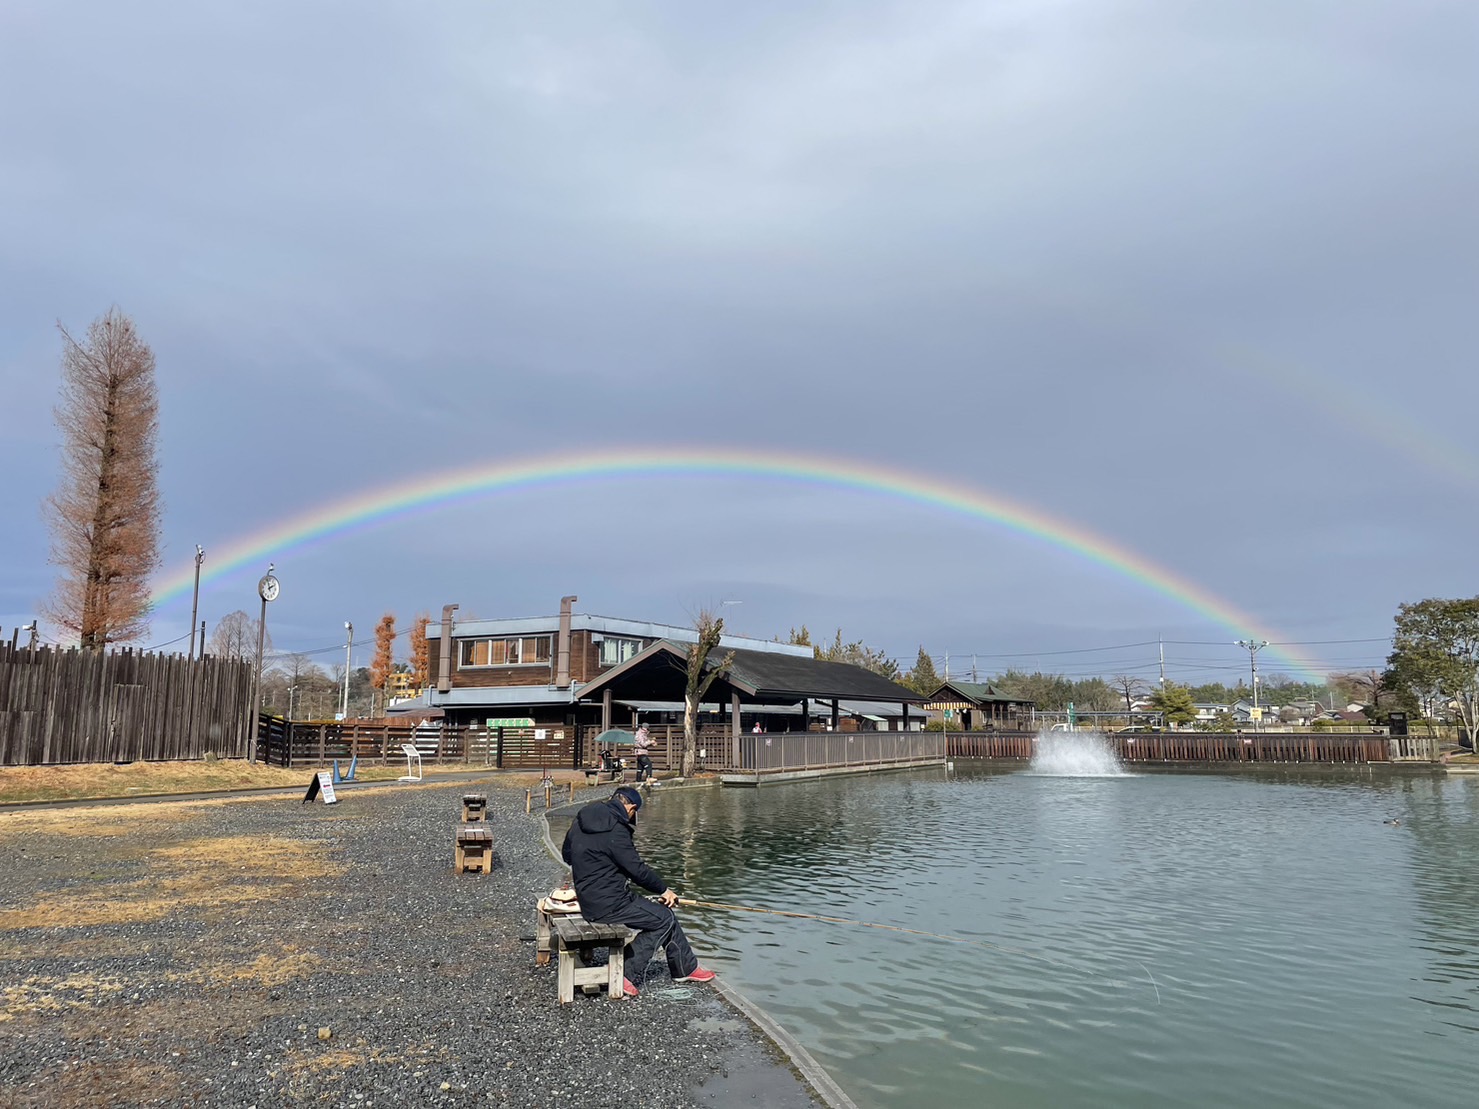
[454,825,493,874]
[552,915,636,1003]
[462,794,487,822]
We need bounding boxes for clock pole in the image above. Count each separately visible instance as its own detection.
[251,564,280,764]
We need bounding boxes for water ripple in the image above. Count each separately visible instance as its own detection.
[638,767,1479,1109]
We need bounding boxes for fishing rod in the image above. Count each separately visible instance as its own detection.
[676,897,1161,1002]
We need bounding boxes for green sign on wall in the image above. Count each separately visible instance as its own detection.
[486,717,535,728]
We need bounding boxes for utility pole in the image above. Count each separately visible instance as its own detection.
[22,622,38,650]
[341,621,354,720]
[1236,639,1269,732]
[188,545,204,660]
[1159,637,1166,687]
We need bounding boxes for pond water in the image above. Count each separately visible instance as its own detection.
[625,751,1479,1108]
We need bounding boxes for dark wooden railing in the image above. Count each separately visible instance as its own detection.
[946,731,1435,763]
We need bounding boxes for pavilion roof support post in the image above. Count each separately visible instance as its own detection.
[602,688,612,732]
[801,698,809,733]
[831,699,839,731]
[902,702,909,732]
[731,690,741,769]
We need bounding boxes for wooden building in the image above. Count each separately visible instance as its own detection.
[925,680,1035,730]
[412,595,816,729]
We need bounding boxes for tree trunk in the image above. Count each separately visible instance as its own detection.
[682,697,699,777]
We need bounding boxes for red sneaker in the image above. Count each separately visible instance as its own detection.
[677,967,717,983]
[622,978,640,998]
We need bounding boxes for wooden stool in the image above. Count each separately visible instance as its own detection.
[536,904,556,966]
[454,825,493,873]
[552,915,635,1003]
[462,794,488,822]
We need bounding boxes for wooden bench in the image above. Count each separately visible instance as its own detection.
[454,825,493,874]
[462,794,488,822]
[552,915,636,1003]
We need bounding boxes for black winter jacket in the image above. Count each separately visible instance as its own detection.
[561,797,668,923]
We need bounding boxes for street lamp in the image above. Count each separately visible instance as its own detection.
[188,545,205,660]
[341,622,354,720]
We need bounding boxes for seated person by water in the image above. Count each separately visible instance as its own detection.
[560,786,716,997]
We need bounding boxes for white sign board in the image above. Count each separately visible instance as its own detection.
[317,770,338,804]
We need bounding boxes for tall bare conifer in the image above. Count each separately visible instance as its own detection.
[371,613,397,698]
[45,309,162,648]
[409,613,431,690]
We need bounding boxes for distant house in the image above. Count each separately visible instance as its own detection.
[1193,702,1231,725]
[925,680,1036,730]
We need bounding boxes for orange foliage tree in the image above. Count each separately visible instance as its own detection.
[370,613,396,710]
[409,613,431,690]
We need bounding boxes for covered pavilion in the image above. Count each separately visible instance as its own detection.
[575,640,928,764]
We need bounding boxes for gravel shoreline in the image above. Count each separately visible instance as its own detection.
[0,774,825,1108]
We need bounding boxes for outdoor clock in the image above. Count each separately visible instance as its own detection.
[258,573,280,602]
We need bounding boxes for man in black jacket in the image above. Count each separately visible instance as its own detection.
[561,786,716,997]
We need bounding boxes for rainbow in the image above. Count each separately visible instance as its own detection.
[151,447,1327,680]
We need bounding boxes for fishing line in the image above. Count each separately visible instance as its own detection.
[677,897,1163,1003]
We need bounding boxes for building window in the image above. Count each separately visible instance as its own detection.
[459,636,552,668]
[599,636,644,666]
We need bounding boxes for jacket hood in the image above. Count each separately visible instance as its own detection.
[576,797,631,835]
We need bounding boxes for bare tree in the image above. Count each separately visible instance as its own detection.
[409,613,431,690]
[680,610,734,777]
[1111,674,1150,712]
[44,309,162,648]
[209,610,270,661]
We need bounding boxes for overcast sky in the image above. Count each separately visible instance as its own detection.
[2,0,1475,687]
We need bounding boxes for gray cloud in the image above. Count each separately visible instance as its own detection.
[2,0,1473,679]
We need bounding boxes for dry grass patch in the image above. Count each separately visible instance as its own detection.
[0,834,341,932]
[153,834,344,880]
[0,760,319,804]
[0,758,518,805]
[0,878,282,931]
[16,1058,185,1108]
[170,949,323,989]
[1,973,127,1022]
[0,802,203,842]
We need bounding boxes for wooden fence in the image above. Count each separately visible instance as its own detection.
[0,643,255,765]
[947,731,1439,763]
[257,720,586,771]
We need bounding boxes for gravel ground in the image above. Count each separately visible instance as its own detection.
[0,776,824,1109]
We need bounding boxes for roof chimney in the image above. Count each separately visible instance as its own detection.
[437,604,459,693]
[556,595,577,688]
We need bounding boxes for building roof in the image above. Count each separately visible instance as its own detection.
[926,679,1035,708]
[577,640,927,706]
[428,610,811,657]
